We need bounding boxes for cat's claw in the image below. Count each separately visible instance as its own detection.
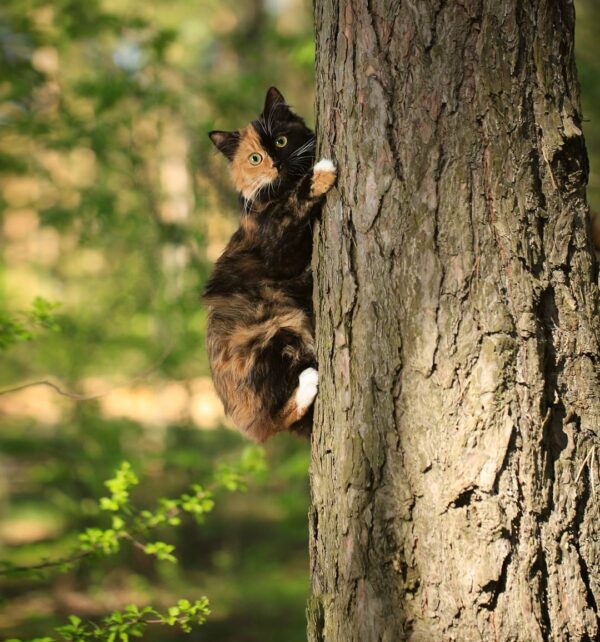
[311,159,337,197]
[295,367,319,410]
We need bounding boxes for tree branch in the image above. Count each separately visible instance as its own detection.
[0,341,174,400]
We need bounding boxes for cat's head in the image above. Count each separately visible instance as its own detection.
[209,87,315,202]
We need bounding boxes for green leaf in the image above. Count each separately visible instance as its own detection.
[143,541,177,563]
[100,497,120,512]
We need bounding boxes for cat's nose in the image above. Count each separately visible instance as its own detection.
[273,160,281,170]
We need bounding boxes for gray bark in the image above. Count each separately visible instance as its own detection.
[308,1,600,640]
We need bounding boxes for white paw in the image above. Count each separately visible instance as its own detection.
[295,367,319,410]
[314,158,336,173]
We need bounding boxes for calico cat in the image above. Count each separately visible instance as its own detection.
[203,87,336,442]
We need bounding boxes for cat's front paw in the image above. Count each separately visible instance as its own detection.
[310,159,337,198]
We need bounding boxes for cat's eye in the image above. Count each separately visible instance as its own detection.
[248,152,263,165]
[275,135,288,148]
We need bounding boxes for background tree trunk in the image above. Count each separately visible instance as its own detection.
[308,1,600,640]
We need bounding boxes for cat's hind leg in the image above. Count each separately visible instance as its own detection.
[246,324,316,436]
[276,367,319,433]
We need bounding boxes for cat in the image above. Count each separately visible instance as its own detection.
[203,87,336,442]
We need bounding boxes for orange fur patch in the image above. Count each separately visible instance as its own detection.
[230,125,278,200]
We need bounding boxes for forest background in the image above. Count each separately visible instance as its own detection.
[0,1,598,640]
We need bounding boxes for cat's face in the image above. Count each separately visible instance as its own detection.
[209,87,315,202]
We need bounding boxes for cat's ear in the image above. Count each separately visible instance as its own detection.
[209,130,240,160]
[262,86,289,117]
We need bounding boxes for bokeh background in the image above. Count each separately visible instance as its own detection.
[0,1,598,640]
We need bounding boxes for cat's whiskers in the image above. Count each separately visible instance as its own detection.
[242,177,260,203]
[266,101,283,135]
[245,171,280,203]
[290,137,315,159]
[289,154,315,167]
[258,106,276,138]
[257,116,271,138]
[257,174,281,202]
[246,178,265,202]
[267,109,275,136]
[286,155,315,179]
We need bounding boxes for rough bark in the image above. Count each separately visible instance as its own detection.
[308,1,600,641]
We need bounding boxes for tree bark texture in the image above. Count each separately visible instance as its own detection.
[308,1,600,640]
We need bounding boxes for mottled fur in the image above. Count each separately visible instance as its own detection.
[204,87,336,441]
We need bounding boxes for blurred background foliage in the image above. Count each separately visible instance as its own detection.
[577,0,600,219]
[0,0,313,640]
[0,1,598,640]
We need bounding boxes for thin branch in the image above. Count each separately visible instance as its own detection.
[0,341,174,400]
[0,550,92,576]
[121,532,149,553]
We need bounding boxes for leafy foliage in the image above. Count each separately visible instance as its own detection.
[0,298,60,351]
[7,600,211,642]
[0,1,314,639]
[1,451,265,641]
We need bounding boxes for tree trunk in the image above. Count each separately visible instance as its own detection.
[308,1,600,640]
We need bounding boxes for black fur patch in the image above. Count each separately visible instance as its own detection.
[248,328,315,415]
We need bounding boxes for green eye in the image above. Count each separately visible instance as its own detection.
[275,135,288,148]
[248,152,263,165]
